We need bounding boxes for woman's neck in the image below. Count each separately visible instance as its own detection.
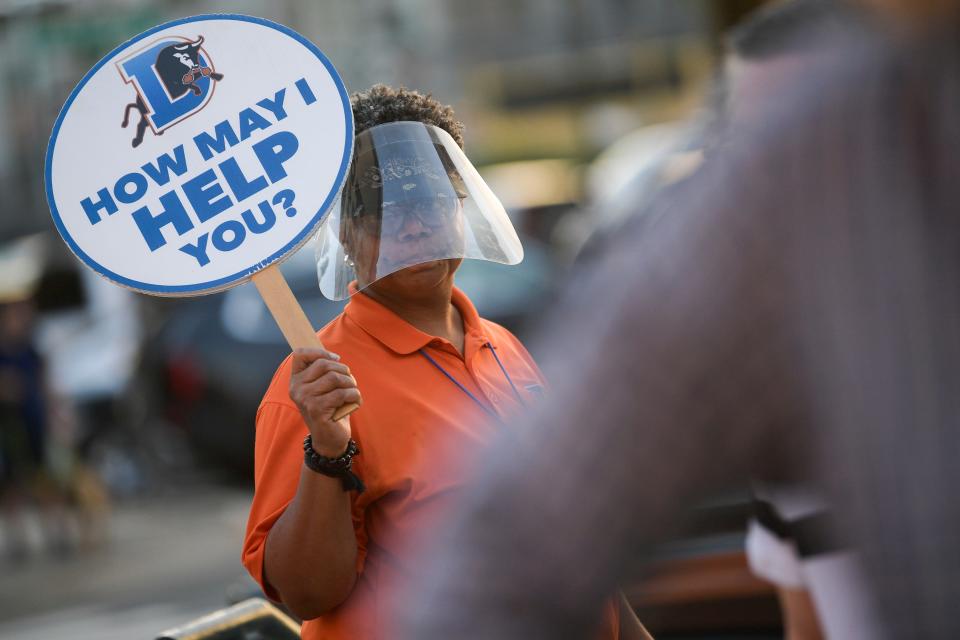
[362,283,465,353]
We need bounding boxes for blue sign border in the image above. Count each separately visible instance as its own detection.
[44,14,354,296]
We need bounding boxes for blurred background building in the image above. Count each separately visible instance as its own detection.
[0,1,779,638]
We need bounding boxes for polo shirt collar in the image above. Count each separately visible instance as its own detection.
[344,283,488,355]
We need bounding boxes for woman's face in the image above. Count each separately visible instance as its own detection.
[346,197,466,299]
[367,257,464,301]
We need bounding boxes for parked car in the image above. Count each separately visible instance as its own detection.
[132,236,556,477]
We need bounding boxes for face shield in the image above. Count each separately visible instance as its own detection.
[315,121,523,300]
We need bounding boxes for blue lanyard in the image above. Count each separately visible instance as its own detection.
[418,343,527,420]
[487,344,525,406]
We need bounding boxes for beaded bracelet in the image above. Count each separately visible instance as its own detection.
[303,435,365,493]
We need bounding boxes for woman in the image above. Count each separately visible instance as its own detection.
[242,85,623,639]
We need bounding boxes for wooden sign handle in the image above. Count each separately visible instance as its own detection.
[252,265,358,421]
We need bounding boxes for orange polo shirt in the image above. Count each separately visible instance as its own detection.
[242,286,618,639]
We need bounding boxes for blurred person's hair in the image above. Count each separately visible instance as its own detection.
[704,0,865,152]
[727,0,863,60]
[350,84,465,149]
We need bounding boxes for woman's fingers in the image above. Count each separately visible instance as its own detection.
[328,387,362,409]
[295,386,363,423]
[291,355,351,385]
[299,371,357,397]
[290,348,341,374]
[288,348,361,434]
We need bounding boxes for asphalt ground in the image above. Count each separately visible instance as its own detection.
[0,485,258,639]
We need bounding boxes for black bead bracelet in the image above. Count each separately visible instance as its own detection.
[303,435,365,493]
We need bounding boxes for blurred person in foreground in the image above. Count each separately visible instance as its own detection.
[724,2,881,639]
[241,85,633,639]
[400,0,960,638]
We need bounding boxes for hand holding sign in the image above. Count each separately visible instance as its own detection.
[46,15,359,421]
[288,346,360,457]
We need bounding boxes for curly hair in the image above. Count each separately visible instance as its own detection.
[350,84,465,149]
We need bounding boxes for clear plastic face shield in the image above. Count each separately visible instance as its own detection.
[315,121,523,300]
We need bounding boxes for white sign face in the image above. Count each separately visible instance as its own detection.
[45,15,353,296]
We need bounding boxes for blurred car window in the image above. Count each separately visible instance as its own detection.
[454,237,554,320]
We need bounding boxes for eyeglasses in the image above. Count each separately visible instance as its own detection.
[365,197,461,236]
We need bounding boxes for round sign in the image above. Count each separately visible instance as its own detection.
[45,14,353,296]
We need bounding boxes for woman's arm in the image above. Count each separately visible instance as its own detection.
[263,348,363,620]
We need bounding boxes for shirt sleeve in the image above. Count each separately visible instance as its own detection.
[241,400,370,601]
[241,400,306,601]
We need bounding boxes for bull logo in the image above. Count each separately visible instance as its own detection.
[116,35,224,148]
